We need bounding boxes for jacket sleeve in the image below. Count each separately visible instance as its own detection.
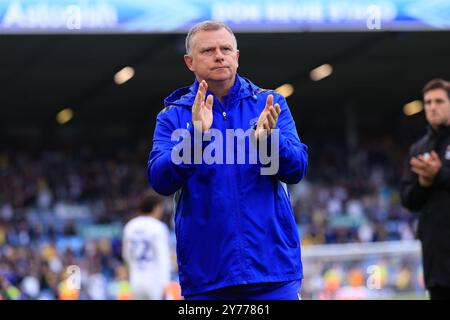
[273,95,309,184]
[434,164,450,190]
[400,145,432,211]
[147,110,196,196]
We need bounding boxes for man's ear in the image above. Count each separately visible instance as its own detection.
[184,54,194,72]
[236,49,240,67]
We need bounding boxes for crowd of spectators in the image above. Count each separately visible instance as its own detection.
[0,139,423,299]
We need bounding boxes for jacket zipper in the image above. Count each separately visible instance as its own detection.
[222,97,246,282]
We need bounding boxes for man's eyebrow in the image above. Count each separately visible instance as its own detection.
[199,46,215,51]
[425,98,445,103]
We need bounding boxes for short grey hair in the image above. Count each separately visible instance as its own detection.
[185,20,237,55]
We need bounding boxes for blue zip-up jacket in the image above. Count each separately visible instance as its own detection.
[147,74,308,296]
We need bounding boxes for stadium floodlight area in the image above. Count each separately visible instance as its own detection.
[301,240,427,300]
[1,0,450,33]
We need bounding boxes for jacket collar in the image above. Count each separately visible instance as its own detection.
[427,124,450,139]
[163,73,260,108]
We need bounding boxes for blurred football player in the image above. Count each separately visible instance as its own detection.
[122,190,171,299]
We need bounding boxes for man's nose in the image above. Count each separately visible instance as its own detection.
[213,48,225,61]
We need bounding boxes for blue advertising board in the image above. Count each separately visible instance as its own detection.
[1,0,450,33]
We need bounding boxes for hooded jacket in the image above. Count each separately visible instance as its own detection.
[147,74,308,296]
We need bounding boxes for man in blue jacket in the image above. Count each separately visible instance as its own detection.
[147,20,308,300]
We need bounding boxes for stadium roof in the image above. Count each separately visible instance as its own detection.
[1,31,450,143]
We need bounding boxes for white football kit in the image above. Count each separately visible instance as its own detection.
[122,216,171,299]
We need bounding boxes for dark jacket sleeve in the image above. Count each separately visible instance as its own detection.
[273,95,309,184]
[434,165,450,190]
[400,145,432,212]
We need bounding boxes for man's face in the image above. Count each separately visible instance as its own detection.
[184,28,239,83]
[424,88,450,128]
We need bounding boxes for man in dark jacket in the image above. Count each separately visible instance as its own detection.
[401,78,450,300]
